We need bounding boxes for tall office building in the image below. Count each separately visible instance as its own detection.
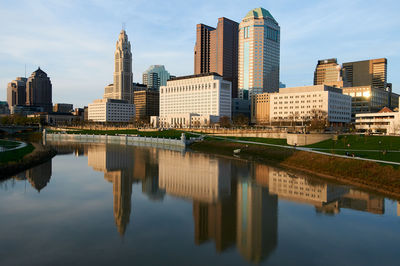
[133,88,159,122]
[194,17,239,98]
[314,58,343,87]
[25,67,52,112]
[342,58,387,90]
[238,7,280,99]
[142,65,171,91]
[7,77,27,107]
[104,30,133,103]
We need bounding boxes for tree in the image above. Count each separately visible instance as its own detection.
[232,114,249,127]
[219,116,231,128]
[307,109,328,132]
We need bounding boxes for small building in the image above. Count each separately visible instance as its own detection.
[10,105,44,116]
[232,98,251,121]
[133,89,159,123]
[251,94,270,124]
[0,101,10,115]
[342,85,390,119]
[355,107,400,135]
[268,85,352,126]
[151,113,218,128]
[88,98,135,123]
[53,103,73,113]
[28,112,75,125]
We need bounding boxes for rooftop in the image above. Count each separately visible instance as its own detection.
[244,7,276,22]
[168,72,221,82]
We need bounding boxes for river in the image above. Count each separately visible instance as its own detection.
[0,142,399,266]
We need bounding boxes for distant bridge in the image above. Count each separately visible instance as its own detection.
[0,125,40,134]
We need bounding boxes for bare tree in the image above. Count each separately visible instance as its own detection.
[219,116,231,128]
[307,109,328,132]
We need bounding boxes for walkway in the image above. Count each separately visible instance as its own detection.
[0,140,27,152]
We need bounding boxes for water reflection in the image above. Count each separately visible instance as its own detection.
[2,142,396,265]
[1,160,52,192]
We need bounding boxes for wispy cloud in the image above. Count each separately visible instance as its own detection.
[0,0,399,107]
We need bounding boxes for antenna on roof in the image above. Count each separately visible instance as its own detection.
[24,64,26,78]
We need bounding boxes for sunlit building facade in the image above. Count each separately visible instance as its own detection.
[238,7,280,99]
[314,58,343,87]
[88,98,135,122]
[155,73,231,127]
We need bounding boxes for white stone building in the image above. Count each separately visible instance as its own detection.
[154,73,231,128]
[269,85,352,125]
[355,107,400,135]
[88,99,135,122]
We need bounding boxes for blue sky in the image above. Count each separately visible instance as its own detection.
[1,0,399,107]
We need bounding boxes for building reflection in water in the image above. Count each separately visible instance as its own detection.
[87,144,165,235]
[7,160,53,192]
[236,179,278,263]
[36,142,388,262]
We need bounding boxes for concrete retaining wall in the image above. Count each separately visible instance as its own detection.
[212,132,287,139]
[287,133,333,146]
[45,133,186,148]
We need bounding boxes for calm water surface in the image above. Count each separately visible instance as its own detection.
[0,142,399,266]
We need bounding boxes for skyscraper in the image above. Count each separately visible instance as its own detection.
[194,17,239,98]
[238,7,280,99]
[314,58,343,87]
[342,58,387,90]
[104,30,133,103]
[142,65,171,91]
[7,77,27,107]
[25,67,52,112]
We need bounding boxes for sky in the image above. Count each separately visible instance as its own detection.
[0,0,399,107]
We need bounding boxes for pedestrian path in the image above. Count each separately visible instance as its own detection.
[0,141,27,153]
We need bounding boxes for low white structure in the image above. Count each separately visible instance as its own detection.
[88,98,135,122]
[151,113,218,128]
[269,85,352,125]
[153,73,231,128]
[355,107,400,135]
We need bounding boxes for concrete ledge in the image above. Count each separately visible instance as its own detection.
[287,133,333,146]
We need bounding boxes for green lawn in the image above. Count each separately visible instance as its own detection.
[0,143,35,164]
[306,135,400,151]
[49,129,197,140]
[305,135,400,163]
[223,136,288,146]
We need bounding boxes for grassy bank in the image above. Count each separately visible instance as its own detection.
[306,135,400,163]
[0,143,56,178]
[0,143,35,164]
[48,129,196,139]
[190,140,400,198]
[196,134,400,163]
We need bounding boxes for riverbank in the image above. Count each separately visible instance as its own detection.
[190,139,400,199]
[0,142,57,179]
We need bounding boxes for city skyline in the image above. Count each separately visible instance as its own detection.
[0,0,399,107]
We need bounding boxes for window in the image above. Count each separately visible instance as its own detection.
[244,26,250,39]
